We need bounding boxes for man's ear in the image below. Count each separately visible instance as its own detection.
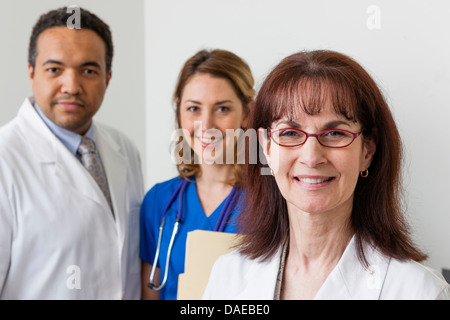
[106,70,112,87]
[28,63,35,82]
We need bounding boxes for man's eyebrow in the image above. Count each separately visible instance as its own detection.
[81,61,102,69]
[42,59,64,66]
[42,60,102,70]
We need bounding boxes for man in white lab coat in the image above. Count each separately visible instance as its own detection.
[0,7,144,299]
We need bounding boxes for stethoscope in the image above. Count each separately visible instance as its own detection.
[148,178,240,291]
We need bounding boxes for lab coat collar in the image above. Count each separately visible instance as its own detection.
[315,236,390,300]
[239,236,390,300]
[240,252,281,300]
[17,97,59,164]
[13,98,136,296]
[94,122,128,245]
[16,98,125,227]
[33,100,84,157]
[15,97,109,215]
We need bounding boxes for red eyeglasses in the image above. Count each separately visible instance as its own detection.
[268,128,362,148]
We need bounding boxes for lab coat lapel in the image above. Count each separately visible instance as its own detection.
[315,237,390,300]
[238,251,281,299]
[17,98,57,164]
[94,123,128,246]
[17,98,115,213]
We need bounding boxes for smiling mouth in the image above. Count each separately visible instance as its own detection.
[294,177,335,184]
[196,136,223,144]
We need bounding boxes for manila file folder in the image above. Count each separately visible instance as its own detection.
[177,229,242,300]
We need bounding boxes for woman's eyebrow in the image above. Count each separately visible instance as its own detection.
[183,99,234,105]
[214,100,233,105]
[275,120,301,128]
[184,99,202,105]
[322,120,352,129]
[275,119,352,129]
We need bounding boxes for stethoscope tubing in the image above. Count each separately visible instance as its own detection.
[148,179,188,291]
[148,178,238,291]
[214,186,237,232]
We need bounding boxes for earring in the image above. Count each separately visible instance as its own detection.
[270,168,275,176]
[360,169,369,178]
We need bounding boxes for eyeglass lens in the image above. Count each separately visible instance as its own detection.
[273,129,355,147]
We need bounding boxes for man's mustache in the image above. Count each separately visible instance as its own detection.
[51,95,86,106]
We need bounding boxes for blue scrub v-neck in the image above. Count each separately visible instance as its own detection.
[139,177,241,300]
[188,178,229,230]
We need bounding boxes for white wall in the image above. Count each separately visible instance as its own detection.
[0,0,146,180]
[145,0,450,272]
[0,0,448,277]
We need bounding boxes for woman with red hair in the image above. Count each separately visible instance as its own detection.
[203,50,450,300]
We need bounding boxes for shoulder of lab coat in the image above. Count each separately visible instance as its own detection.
[203,236,450,300]
[380,258,450,300]
[0,98,144,299]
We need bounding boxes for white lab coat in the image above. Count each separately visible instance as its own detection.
[203,236,450,300]
[0,98,144,299]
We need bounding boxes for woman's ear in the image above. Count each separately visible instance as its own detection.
[241,100,254,129]
[258,127,271,166]
[361,138,376,171]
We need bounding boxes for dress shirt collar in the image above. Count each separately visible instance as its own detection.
[33,100,96,156]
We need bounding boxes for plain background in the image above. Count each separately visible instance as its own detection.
[1,0,449,277]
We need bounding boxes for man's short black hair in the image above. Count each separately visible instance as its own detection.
[28,7,114,73]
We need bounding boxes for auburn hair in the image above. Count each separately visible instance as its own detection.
[238,50,427,265]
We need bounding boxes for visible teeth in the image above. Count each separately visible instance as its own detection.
[297,177,332,184]
[199,137,222,143]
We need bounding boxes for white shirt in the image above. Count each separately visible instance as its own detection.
[203,236,450,300]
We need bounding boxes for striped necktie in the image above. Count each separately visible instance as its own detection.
[77,136,114,215]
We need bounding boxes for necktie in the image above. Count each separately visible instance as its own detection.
[77,137,114,215]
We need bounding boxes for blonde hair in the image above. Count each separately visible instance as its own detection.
[173,49,255,186]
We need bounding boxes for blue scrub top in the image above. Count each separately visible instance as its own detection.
[140,176,242,300]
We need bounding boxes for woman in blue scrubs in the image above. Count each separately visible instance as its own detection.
[140,49,255,300]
